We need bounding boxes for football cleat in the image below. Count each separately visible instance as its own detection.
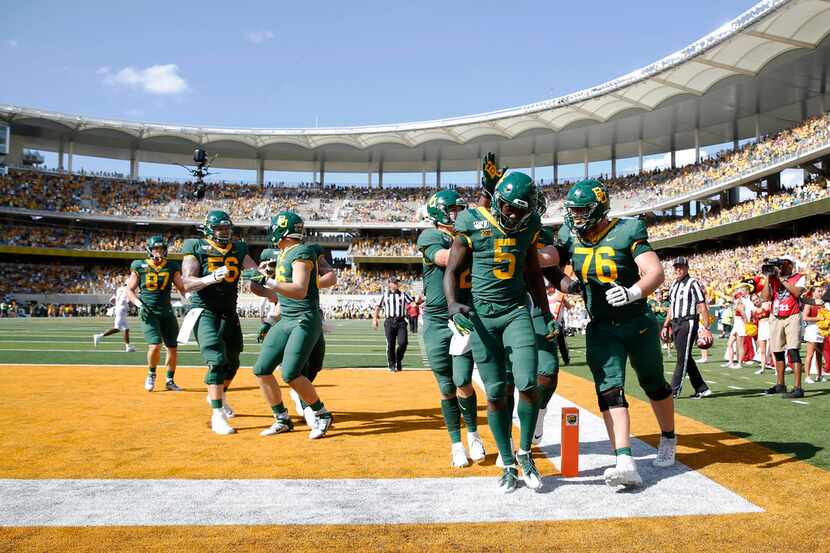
[302,406,316,428]
[498,466,520,494]
[93,334,102,347]
[289,389,304,417]
[604,455,642,488]
[309,410,333,440]
[532,407,547,445]
[260,414,294,436]
[451,442,470,468]
[125,344,136,353]
[467,432,486,462]
[211,411,236,435]
[165,380,182,392]
[222,401,235,419]
[144,373,156,392]
[653,436,677,467]
[516,452,543,491]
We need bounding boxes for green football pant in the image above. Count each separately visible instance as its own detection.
[253,313,322,382]
[423,312,475,397]
[469,306,538,400]
[141,308,179,348]
[195,310,243,385]
[585,311,670,400]
[303,334,325,383]
[531,309,560,378]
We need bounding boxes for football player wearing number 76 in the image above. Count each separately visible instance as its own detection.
[181,210,268,435]
[555,179,676,489]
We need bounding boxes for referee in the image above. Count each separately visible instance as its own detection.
[373,277,419,372]
[662,257,713,399]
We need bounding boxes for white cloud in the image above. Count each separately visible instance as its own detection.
[6,40,19,48]
[641,148,702,172]
[100,64,189,95]
[245,30,275,44]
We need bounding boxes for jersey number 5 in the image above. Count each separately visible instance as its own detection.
[207,256,240,283]
[493,238,516,280]
[574,246,618,283]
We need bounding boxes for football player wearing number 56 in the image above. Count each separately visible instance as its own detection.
[556,179,677,489]
[181,210,267,435]
[126,236,187,393]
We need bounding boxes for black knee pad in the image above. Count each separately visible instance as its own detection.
[774,351,786,362]
[787,349,801,363]
[224,364,239,382]
[597,386,628,412]
[646,382,673,402]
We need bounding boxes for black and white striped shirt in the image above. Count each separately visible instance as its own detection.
[669,275,706,320]
[378,289,414,319]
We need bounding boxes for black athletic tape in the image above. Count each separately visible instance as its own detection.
[787,348,801,363]
[774,351,786,362]
[597,386,628,411]
[645,383,673,402]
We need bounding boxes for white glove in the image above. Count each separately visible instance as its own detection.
[211,266,229,282]
[605,283,642,307]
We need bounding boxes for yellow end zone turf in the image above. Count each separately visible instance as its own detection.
[1,364,829,552]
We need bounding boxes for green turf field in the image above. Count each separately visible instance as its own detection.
[2,316,828,470]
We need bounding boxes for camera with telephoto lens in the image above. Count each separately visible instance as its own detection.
[761,258,786,276]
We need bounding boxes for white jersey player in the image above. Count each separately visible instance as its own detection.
[93,278,136,352]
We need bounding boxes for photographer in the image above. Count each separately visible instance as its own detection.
[761,256,806,398]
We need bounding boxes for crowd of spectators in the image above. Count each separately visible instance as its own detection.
[348,238,419,257]
[325,267,420,295]
[3,112,829,224]
[649,181,829,240]
[0,262,124,297]
[0,224,183,252]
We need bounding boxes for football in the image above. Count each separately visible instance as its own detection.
[697,333,714,350]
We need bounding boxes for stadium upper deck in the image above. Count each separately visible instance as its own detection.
[3,0,830,184]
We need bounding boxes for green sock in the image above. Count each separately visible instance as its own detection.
[310,400,324,411]
[517,396,539,451]
[487,404,514,466]
[166,370,174,380]
[458,393,478,432]
[271,403,287,416]
[537,383,555,410]
[300,399,309,409]
[615,447,632,457]
[210,399,222,409]
[440,398,462,443]
[148,366,156,375]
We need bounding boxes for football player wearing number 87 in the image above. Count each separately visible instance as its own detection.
[181,210,267,435]
[556,179,677,489]
[445,172,554,494]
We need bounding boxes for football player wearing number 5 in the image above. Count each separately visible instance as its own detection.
[445,172,557,493]
[250,211,333,440]
[417,190,486,468]
[181,210,262,435]
[126,236,187,392]
[557,179,677,488]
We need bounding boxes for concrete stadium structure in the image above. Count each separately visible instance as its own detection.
[3,0,830,190]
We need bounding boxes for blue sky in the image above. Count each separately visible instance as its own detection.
[3,0,760,182]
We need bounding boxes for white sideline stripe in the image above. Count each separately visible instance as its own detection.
[728,386,744,390]
[791,400,809,405]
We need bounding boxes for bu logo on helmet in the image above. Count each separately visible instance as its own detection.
[277,215,288,228]
[592,187,607,204]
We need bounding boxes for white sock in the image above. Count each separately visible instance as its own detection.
[517,448,530,456]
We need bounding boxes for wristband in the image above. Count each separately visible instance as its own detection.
[628,284,643,302]
[199,274,219,286]
[265,278,277,288]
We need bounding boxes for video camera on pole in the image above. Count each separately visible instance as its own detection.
[179,147,218,200]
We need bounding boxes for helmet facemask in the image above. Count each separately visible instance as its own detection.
[495,196,531,231]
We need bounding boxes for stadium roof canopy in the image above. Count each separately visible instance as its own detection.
[4,0,830,180]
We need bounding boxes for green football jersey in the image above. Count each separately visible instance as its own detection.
[130,258,181,310]
[558,217,653,321]
[275,243,319,318]
[417,227,472,316]
[181,238,248,314]
[454,206,541,316]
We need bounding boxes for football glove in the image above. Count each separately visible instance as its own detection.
[541,312,560,341]
[448,302,475,336]
[211,266,229,282]
[242,268,267,283]
[481,152,508,192]
[605,283,643,307]
[257,322,272,343]
[565,278,583,295]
